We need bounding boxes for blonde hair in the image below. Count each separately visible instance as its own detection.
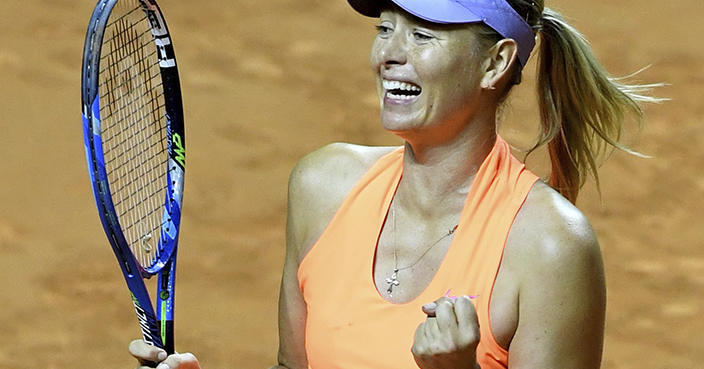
[482,1,662,203]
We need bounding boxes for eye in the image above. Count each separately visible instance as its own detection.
[375,24,393,37]
[413,31,434,42]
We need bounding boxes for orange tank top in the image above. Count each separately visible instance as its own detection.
[298,136,538,369]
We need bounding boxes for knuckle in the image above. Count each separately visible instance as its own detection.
[413,345,433,357]
[412,339,434,356]
[440,336,457,351]
[428,341,448,355]
[458,328,480,345]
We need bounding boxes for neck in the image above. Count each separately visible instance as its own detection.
[395,123,497,219]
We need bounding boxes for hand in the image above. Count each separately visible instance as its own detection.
[411,296,480,369]
[129,340,201,369]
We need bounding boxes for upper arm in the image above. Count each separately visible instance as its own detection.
[506,183,606,368]
[275,239,308,369]
[275,143,395,368]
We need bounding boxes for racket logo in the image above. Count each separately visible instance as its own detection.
[140,1,177,68]
[171,132,186,168]
[154,37,176,68]
[141,1,164,33]
[132,295,157,346]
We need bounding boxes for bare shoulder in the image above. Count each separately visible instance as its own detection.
[507,180,601,271]
[286,143,398,261]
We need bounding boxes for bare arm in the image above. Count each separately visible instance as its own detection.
[505,182,606,368]
[271,151,319,369]
[270,253,307,369]
[273,143,396,368]
[272,202,308,369]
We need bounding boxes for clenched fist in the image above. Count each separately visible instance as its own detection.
[412,296,480,369]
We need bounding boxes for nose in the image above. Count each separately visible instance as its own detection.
[374,32,407,68]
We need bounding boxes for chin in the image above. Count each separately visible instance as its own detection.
[380,114,413,132]
[380,118,427,142]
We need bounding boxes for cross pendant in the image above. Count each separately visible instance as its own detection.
[385,269,399,296]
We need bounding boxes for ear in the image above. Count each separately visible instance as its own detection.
[480,38,519,90]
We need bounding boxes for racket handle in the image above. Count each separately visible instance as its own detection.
[158,249,177,354]
[162,320,174,354]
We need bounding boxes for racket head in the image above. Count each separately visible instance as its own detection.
[82,0,185,276]
[81,0,184,353]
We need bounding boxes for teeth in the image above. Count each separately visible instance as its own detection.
[386,91,417,100]
[382,79,421,93]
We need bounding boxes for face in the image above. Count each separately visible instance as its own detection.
[370,7,489,140]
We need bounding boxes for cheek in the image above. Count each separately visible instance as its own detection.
[425,63,478,102]
[446,63,483,99]
[417,47,475,79]
[369,40,383,72]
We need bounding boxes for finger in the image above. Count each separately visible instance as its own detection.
[434,297,459,333]
[421,296,454,317]
[454,295,480,343]
[454,295,479,327]
[425,316,440,339]
[155,353,201,369]
[413,321,427,351]
[129,339,167,365]
[412,320,435,357]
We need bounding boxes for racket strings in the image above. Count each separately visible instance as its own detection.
[99,2,168,269]
[111,151,164,203]
[101,5,148,45]
[99,50,161,100]
[102,101,165,159]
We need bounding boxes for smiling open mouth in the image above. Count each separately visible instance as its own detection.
[383,80,421,100]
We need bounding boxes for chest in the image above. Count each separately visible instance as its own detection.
[372,224,455,304]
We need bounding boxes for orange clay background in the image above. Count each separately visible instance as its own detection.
[0,0,702,368]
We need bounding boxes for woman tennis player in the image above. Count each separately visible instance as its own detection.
[130,0,658,367]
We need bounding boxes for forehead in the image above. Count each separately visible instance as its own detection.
[379,4,477,34]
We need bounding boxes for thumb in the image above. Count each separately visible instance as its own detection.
[421,296,455,317]
[421,301,437,317]
[129,339,168,365]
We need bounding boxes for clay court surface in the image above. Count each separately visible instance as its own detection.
[0,0,702,367]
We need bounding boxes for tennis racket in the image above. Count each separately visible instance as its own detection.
[81,0,184,355]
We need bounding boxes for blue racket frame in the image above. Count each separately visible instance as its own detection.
[81,0,184,354]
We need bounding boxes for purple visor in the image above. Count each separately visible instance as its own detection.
[347,0,536,66]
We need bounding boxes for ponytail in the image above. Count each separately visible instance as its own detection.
[533,8,662,203]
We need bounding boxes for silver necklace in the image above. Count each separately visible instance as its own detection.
[385,201,459,297]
